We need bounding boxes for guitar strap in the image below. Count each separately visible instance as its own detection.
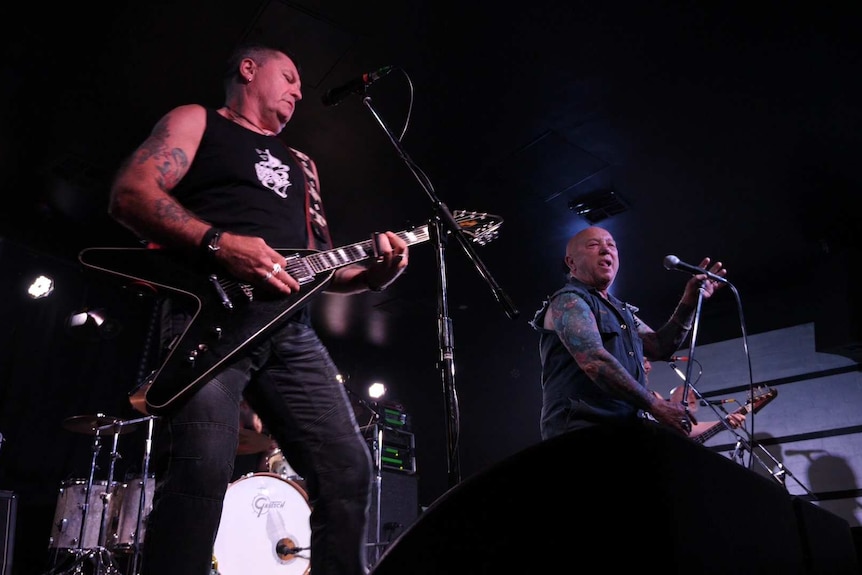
[289,146,333,252]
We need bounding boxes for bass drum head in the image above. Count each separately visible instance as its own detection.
[213,472,311,575]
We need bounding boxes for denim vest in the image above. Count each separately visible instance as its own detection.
[530,277,646,440]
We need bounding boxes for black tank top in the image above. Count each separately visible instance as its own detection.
[172,108,308,249]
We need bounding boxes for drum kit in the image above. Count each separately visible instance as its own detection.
[45,413,312,575]
[45,413,158,575]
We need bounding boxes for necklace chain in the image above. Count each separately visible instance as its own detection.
[225,107,275,136]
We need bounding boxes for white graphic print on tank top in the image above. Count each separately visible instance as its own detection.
[254,148,293,198]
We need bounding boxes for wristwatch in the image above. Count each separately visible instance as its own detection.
[201,227,223,257]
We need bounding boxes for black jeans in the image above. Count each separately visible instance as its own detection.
[141,319,373,575]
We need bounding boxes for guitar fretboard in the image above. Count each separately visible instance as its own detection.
[303,226,430,274]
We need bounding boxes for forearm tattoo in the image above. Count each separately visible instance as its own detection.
[550,294,652,409]
[645,302,695,357]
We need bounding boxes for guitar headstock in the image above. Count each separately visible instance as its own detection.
[745,386,777,414]
[453,210,504,246]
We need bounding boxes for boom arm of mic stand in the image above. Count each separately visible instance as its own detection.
[436,204,519,319]
[360,94,518,488]
[360,96,518,319]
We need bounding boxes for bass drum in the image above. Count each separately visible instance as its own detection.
[213,472,311,575]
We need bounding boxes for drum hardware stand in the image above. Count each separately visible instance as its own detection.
[126,415,158,575]
[44,424,123,575]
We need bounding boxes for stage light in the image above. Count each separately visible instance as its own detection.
[27,275,55,299]
[368,382,387,400]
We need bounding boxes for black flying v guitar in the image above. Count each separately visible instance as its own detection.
[694,386,777,445]
[79,210,503,415]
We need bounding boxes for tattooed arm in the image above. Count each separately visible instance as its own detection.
[108,104,207,249]
[545,292,690,434]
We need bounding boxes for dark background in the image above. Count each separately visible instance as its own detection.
[2,0,861,570]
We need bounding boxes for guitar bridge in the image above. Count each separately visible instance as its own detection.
[209,274,234,310]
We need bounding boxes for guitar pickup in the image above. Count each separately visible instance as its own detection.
[284,254,315,284]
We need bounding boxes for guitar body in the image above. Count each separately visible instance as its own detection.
[79,247,333,414]
[77,210,504,415]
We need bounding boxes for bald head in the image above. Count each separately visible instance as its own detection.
[564,226,619,292]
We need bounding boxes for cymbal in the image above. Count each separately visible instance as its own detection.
[237,428,274,455]
[62,413,139,435]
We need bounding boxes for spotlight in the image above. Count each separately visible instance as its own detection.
[368,382,387,400]
[27,275,55,299]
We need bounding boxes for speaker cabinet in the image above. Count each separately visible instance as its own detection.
[367,471,419,566]
[371,424,813,574]
[793,497,860,574]
[0,491,16,575]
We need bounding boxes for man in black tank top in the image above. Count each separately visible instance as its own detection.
[108,42,408,575]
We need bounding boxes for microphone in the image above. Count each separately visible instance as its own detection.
[663,255,729,284]
[276,541,305,555]
[700,398,736,406]
[321,66,394,107]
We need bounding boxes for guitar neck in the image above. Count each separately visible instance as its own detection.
[694,404,750,445]
[303,225,430,273]
[693,388,775,445]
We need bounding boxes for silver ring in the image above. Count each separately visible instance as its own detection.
[272,263,282,275]
[263,271,273,281]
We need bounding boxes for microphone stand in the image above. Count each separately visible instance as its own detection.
[670,284,814,498]
[676,281,708,429]
[726,430,815,497]
[344,387,384,569]
[360,94,519,488]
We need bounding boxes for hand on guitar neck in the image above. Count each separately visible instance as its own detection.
[668,385,747,440]
[644,359,746,439]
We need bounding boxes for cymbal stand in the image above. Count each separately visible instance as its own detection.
[44,428,123,575]
[128,415,158,575]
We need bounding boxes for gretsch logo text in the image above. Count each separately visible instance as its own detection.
[252,494,286,517]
